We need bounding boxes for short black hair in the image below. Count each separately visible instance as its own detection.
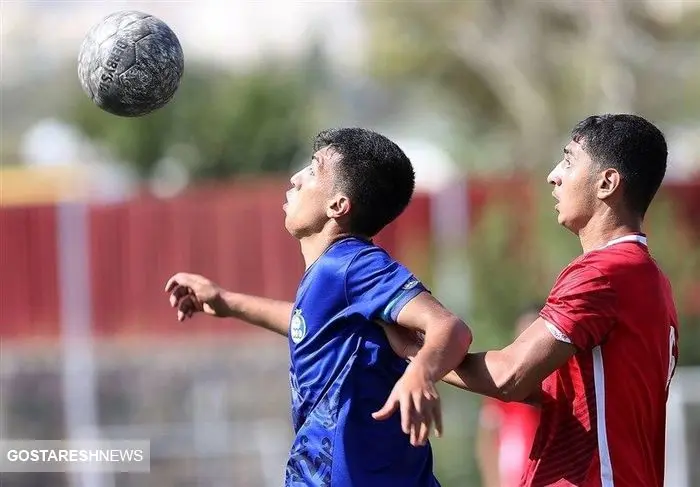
[313,128,415,237]
[571,114,668,216]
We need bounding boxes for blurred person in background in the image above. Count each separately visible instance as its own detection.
[165,128,473,487]
[476,305,542,487]
[381,114,679,487]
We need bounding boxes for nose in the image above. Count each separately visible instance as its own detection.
[547,168,560,186]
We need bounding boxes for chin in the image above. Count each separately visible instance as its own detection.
[557,215,583,236]
[283,216,297,236]
[284,218,304,239]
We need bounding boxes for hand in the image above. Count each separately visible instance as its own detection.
[376,321,425,359]
[164,272,228,321]
[371,361,443,447]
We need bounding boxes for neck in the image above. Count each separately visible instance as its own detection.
[299,229,355,270]
[577,208,643,253]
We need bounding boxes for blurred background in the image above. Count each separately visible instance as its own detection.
[1,1,700,486]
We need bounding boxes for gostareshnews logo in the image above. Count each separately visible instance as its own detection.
[0,440,150,472]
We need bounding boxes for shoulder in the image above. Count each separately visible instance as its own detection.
[555,243,647,284]
[576,243,658,288]
[322,237,389,263]
[310,238,375,275]
[337,239,398,275]
[308,238,398,287]
[552,255,610,293]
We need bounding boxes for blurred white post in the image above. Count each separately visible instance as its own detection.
[665,369,692,487]
[57,201,110,487]
[430,176,471,317]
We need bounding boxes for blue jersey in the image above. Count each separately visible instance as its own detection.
[284,237,440,487]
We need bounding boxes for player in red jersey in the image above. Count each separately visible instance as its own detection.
[379,114,679,487]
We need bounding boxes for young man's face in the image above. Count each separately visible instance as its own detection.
[283,146,342,239]
[547,139,600,234]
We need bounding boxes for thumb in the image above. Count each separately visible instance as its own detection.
[202,302,216,315]
[372,394,399,421]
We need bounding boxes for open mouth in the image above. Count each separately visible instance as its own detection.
[284,189,296,210]
[551,192,560,211]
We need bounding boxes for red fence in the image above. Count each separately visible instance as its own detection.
[0,178,436,340]
[1,177,697,340]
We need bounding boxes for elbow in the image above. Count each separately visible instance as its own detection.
[448,317,473,355]
[495,385,528,404]
[492,368,533,403]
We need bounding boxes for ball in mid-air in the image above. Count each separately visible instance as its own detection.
[78,11,184,117]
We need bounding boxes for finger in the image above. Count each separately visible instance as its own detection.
[410,422,418,446]
[176,296,198,321]
[165,274,183,292]
[418,404,432,445]
[181,296,196,314]
[411,391,431,446]
[413,390,424,416]
[179,289,203,311]
[169,285,191,307]
[415,399,432,446]
[400,393,412,435]
[177,307,195,322]
[433,397,443,438]
[171,289,189,309]
[178,295,198,314]
[417,420,430,446]
[372,394,399,421]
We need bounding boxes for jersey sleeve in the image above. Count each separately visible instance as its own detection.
[539,261,617,351]
[344,248,428,323]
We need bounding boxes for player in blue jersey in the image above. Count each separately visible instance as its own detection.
[165,127,473,487]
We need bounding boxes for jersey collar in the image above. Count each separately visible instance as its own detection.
[602,234,648,248]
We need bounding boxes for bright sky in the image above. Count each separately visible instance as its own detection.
[1,1,365,84]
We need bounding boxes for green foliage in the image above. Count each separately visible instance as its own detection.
[361,2,700,171]
[67,62,316,179]
[464,202,545,349]
[432,386,482,486]
[643,196,700,365]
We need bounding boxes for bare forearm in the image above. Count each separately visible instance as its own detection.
[442,352,501,394]
[411,318,473,381]
[219,291,293,337]
[442,351,541,405]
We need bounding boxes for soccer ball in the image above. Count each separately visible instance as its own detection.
[77,11,184,117]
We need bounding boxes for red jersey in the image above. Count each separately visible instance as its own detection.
[525,234,679,487]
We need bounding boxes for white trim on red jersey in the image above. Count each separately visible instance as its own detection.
[545,321,572,344]
[593,346,615,487]
[602,234,648,248]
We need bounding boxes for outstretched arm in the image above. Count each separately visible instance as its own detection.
[165,272,293,337]
[442,318,575,403]
[383,317,575,404]
[385,261,616,404]
[442,260,617,402]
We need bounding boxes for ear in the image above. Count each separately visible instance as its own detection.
[597,168,621,201]
[327,193,351,219]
